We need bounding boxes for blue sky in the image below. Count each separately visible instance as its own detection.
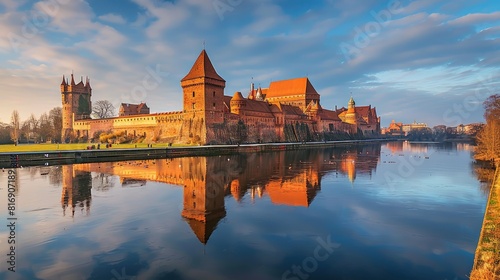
[0,0,499,127]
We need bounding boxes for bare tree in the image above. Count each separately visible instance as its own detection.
[20,120,30,143]
[475,94,500,163]
[39,113,52,143]
[91,100,116,119]
[49,107,62,142]
[26,113,39,143]
[10,110,20,145]
[484,94,500,121]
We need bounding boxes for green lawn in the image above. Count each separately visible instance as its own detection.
[0,142,185,153]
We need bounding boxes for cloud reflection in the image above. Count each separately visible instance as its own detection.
[0,142,487,280]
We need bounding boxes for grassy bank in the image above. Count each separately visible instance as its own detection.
[470,161,500,279]
[0,143,186,153]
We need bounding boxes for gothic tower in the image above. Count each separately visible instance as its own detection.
[180,50,226,144]
[345,96,358,125]
[61,74,92,142]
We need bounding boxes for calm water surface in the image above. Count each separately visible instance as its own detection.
[0,142,488,280]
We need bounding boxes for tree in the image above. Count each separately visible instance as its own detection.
[10,110,20,145]
[20,120,30,143]
[0,122,12,144]
[38,113,52,142]
[475,94,500,163]
[484,94,500,121]
[91,100,116,119]
[49,107,62,142]
[26,113,39,143]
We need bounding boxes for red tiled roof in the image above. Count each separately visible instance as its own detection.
[355,105,371,118]
[181,50,225,82]
[232,91,244,101]
[244,99,274,114]
[280,104,305,116]
[319,109,341,121]
[120,103,149,115]
[266,77,319,97]
[137,103,149,110]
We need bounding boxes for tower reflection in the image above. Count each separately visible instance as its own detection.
[61,165,92,217]
[61,144,381,243]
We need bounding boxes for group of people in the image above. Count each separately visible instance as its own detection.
[86,143,113,150]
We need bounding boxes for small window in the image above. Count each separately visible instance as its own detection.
[213,91,215,97]
[213,103,216,108]
[192,91,195,97]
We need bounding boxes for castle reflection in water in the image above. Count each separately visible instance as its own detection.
[60,144,381,243]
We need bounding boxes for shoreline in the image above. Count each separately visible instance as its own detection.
[470,161,500,279]
[0,139,390,168]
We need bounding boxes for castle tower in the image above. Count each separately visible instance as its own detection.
[230,91,246,115]
[61,74,92,142]
[345,96,358,125]
[180,50,226,144]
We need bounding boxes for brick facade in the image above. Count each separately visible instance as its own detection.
[62,50,380,144]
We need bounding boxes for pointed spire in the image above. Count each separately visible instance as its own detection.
[61,75,66,85]
[181,50,225,82]
[256,87,264,101]
[348,96,355,107]
[70,73,75,85]
[85,76,92,89]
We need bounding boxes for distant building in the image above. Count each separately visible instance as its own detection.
[119,103,150,116]
[402,121,428,135]
[62,50,381,144]
[386,120,404,136]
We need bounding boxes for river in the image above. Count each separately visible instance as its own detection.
[0,142,488,280]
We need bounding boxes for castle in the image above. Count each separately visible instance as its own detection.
[61,50,380,144]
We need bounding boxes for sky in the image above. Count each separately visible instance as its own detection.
[0,0,499,128]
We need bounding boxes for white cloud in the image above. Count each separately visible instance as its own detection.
[0,0,498,126]
[38,0,97,36]
[448,11,500,26]
[98,13,127,25]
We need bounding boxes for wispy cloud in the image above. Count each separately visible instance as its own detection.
[98,13,127,25]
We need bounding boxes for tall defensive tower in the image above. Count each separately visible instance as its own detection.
[61,74,92,142]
